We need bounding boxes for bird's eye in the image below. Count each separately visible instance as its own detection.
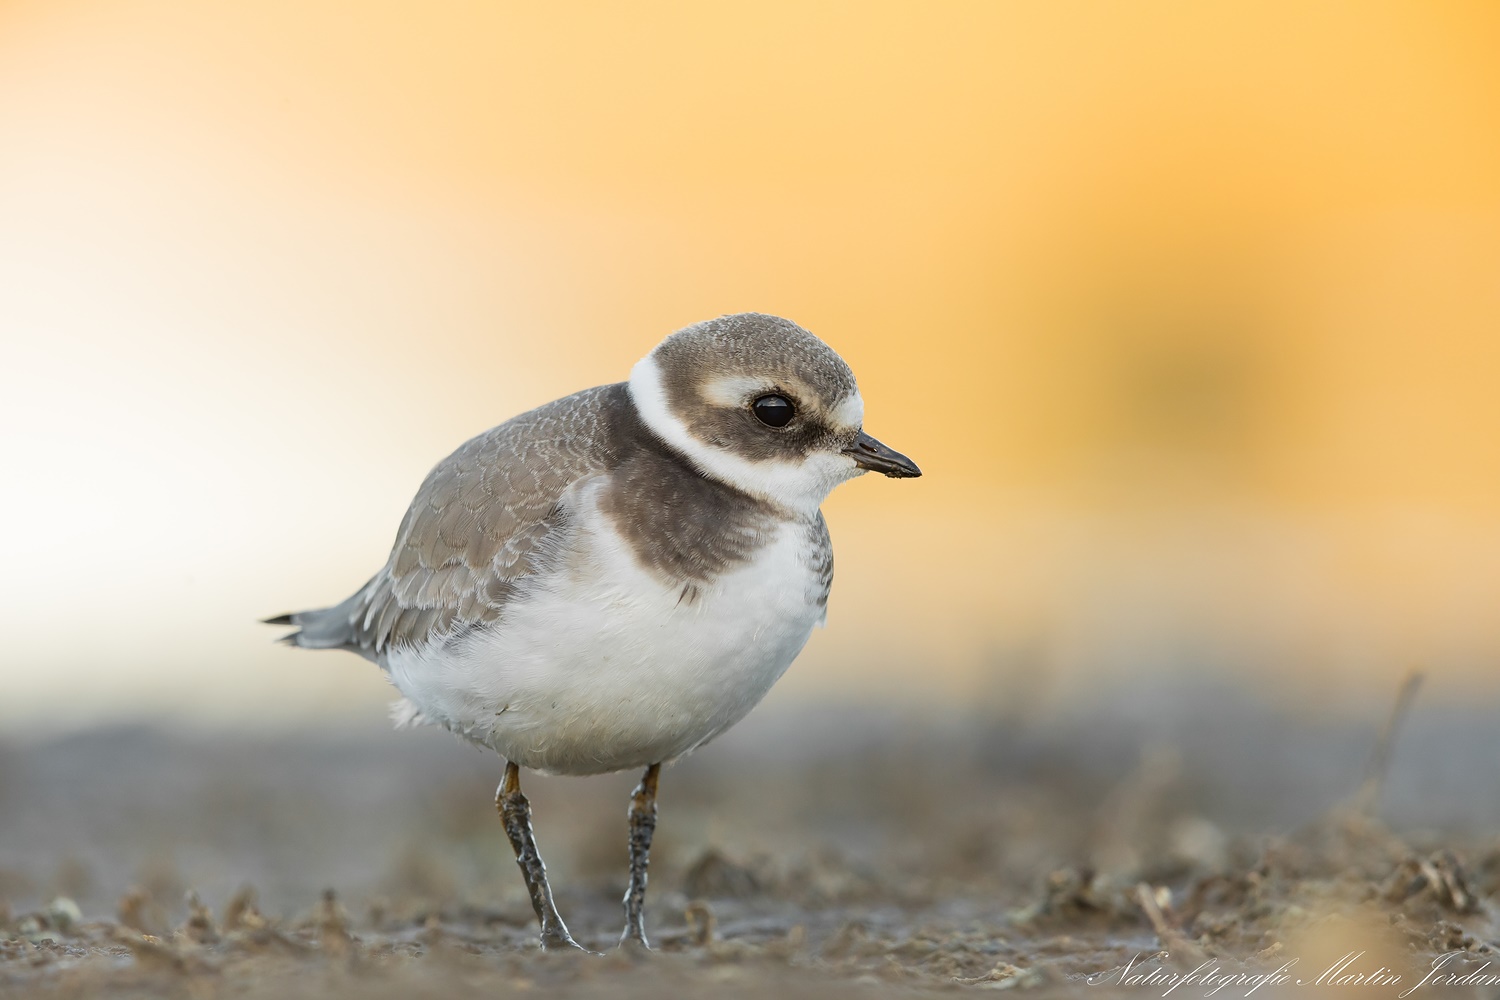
[751,394,795,427]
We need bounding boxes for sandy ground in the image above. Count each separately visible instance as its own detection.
[3,681,1499,998]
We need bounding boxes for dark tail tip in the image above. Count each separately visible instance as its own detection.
[262,613,295,626]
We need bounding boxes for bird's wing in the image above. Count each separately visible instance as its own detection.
[287,384,624,660]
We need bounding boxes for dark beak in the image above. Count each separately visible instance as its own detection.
[843,431,922,479]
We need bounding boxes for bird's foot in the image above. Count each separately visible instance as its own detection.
[539,926,598,954]
[618,926,652,953]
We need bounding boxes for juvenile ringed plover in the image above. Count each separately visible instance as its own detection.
[266,312,920,950]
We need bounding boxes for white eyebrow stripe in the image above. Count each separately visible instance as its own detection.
[830,391,865,429]
[701,375,769,407]
[705,376,865,432]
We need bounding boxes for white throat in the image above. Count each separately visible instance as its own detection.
[627,354,861,518]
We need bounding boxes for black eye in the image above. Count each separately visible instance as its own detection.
[751,394,795,427]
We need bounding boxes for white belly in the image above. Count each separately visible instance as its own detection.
[384,483,827,775]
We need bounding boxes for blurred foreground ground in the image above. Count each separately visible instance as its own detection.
[3,681,1499,997]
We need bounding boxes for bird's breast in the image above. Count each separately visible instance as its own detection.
[596,442,781,585]
[387,476,832,775]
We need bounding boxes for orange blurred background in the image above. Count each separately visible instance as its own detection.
[2,1,1497,731]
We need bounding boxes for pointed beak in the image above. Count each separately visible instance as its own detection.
[843,431,922,479]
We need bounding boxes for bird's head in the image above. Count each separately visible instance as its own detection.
[628,312,920,515]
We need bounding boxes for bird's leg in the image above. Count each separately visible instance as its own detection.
[620,762,661,948]
[496,762,583,951]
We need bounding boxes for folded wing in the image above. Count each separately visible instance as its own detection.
[267,385,622,665]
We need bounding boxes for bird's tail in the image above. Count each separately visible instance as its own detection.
[262,589,366,651]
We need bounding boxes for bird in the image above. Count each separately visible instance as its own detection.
[265,312,920,951]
